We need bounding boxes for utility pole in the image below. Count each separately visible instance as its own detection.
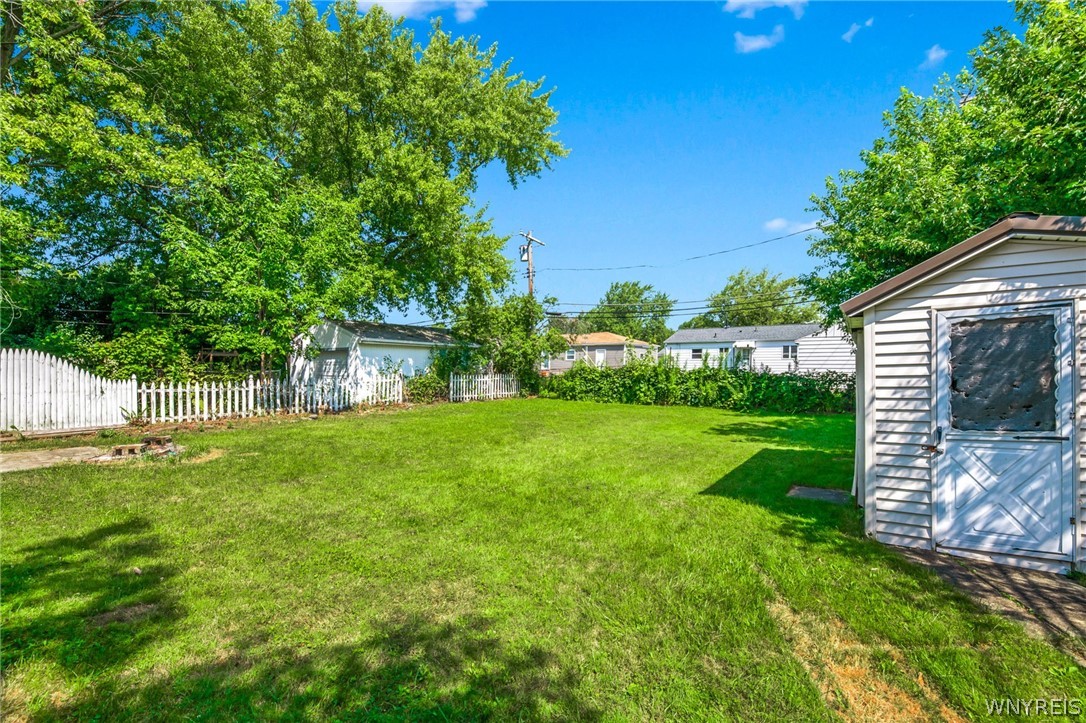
[518,231,545,297]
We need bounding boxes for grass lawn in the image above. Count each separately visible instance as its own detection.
[3,399,1083,720]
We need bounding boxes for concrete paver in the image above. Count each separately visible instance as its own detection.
[1,447,103,473]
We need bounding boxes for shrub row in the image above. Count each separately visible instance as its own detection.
[539,357,855,414]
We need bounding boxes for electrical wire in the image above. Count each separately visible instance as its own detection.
[538,226,817,273]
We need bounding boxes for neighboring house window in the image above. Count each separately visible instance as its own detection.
[691,349,703,361]
[783,345,798,361]
[565,349,576,361]
[541,355,550,371]
[734,348,752,368]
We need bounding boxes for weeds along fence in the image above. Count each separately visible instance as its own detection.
[449,372,519,402]
[0,348,404,435]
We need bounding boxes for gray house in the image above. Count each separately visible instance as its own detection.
[542,332,652,375]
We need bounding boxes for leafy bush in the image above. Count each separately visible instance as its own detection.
[540,356,854,414]
[405,372,448,404]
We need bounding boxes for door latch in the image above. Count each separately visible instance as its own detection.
[922,426,943,455]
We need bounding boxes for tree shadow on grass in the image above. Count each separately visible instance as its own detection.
[703,415,854,452]
[2,518,182,679]
[44,611,601,721]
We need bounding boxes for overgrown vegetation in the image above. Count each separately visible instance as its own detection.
[541,356,854,414]
[434,293,567,391]
[3,402,1081,719]
[404,371,448,404]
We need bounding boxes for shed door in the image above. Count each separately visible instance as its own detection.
[933,305,1074,561]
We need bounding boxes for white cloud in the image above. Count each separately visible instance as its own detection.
[842,17,873,43]
[920,44,949,69]
[360,0,486,22]
[734,24,785,54]
[724,0,807,20]
[453,0,485,22]
[764,218,816,235]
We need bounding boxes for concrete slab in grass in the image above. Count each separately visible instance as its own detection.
[1,447,103,473]
[787,485,851,505]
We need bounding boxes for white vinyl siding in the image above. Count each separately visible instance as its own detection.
[666,332,852,373]
[796,328,855,373]
[749,342,793,373]
[666,343,731,370]
[290,322,450,386]
[860,237,1085,569]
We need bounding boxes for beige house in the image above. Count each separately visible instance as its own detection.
[842,213,1085,572]
[542,332,652,375]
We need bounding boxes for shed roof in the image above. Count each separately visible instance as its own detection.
[664,324,822,344]
[333,320,460,347]
[840,213,1086,318]
[564,332,651,347]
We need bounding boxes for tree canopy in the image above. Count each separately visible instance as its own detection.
[679,268,816,329]
[803,1,1086,321]
[1,0,566,377]
[577,281,674,345]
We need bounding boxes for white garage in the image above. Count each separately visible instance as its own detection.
[289,321,462,386]
[842,213,1085,572]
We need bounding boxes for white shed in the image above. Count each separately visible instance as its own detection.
[842,213,1086,572]
[290,321,462,386]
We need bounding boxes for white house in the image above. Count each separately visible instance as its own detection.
[662,323,853,373]
[290,321,462,385]
[841,213,1086,572]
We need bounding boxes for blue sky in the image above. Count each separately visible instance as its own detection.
[363,1,1019,325]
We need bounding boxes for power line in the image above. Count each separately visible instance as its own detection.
[539,226,817,273]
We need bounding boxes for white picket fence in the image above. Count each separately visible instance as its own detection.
[0,348,404,434]
[0,348,138,434]
[135,375,404,424]
[449,372,520,402]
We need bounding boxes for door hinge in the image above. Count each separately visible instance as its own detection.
[1072,517,1077,526]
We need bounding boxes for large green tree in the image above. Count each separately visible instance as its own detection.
[679,268,817,329]
[803,1,1086,321]
[579,281,674,345]
[1,0,565,377]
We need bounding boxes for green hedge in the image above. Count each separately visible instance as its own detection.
[539,356,855,414]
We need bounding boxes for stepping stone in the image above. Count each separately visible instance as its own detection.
[787,485,851,504]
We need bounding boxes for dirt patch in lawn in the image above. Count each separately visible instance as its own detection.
[185,448,226,464]
[760,573,964,722]
[89,603,158,627]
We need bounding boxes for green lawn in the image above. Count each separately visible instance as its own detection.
[3,400,1083,721]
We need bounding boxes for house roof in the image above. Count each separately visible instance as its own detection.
[664,324,822,345]
[564,332,651,347]
[840,213,1086,318]
[332,320,460,347]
